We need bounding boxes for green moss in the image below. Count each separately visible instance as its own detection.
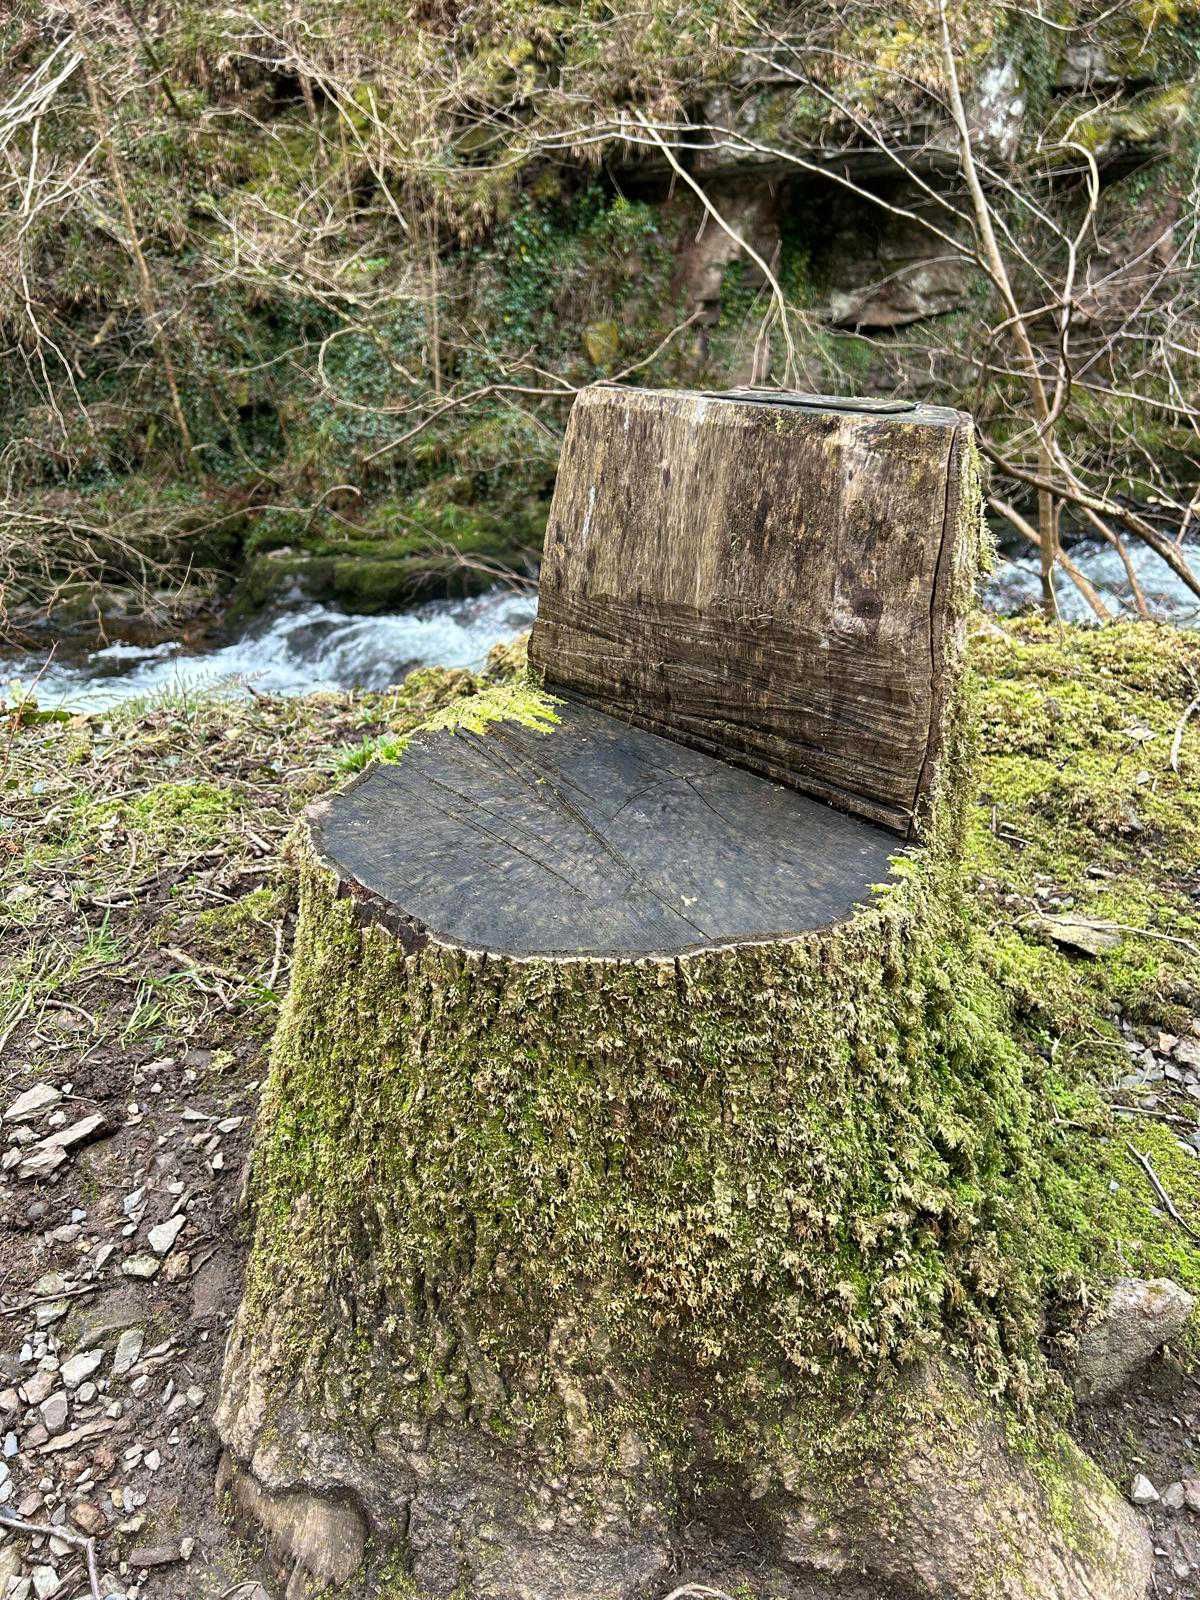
[108,780,239,848]
[336,673,552,771]
[1066,81,1195,154]
[969,619,1200,1030]
[418,679,559,738]
[192,885,286,961]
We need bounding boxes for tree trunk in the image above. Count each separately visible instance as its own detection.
[215,709,1147,1600]
[215,385,1149,1599]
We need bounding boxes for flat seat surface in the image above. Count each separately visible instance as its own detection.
[312,700,901,958]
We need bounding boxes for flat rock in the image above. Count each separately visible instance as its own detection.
[0,1544,22,1593]
[3,1085,61,1124]
[43,1114,106,1152]
[31,1567,59,1599]
[120,1254,160,1282]
[128,1545,182,1568]
[112,1328,144,1376]
[17,1145,67,1182]
[1075,1277,1196,1397]
[147,1215,185,1256]
[1036,914,1123,957]
[69,1289,146,1352]
[38,1419,113,1455]
[60,1350,103,1391]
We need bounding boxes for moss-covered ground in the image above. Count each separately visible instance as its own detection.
[967,621,1200,1322]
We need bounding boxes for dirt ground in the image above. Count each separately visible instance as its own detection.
[2,625,1200,1600]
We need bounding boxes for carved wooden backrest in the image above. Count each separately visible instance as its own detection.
[528,385,980,837]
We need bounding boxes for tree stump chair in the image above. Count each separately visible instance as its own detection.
[217,388,1150,1600]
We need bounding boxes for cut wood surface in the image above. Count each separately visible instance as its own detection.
[528,385,977,836]
[310,698,900,958]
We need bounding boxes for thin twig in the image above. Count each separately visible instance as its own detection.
[1108,1103,1200,1128]
[1126,1142,1200,1241]
[0,1282,105,1318]
[0,1511,102,1600]
[663,1589,739,1600]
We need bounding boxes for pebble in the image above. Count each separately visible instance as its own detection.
[112,1329,144,1376]
[31,1567,60,1599]
[1130,1473,1160,1505]
[162,1253,190,1283]
[60,1350,103,1390]
[1162,1480,1186,1509]
[71,1500,107,1535]
[127,1544,180,1568]
[39,1392,68,1434]
[1185,1478,1200,1512]
[120,1255,159,1281]
[22,1372,56,1407]
[146,1216,184,1255]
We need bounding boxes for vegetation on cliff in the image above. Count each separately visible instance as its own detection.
[2,2,1197,634]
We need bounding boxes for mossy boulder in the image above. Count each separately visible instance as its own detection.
[233,502,543,617]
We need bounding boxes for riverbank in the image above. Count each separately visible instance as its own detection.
[1,618,1200,1598]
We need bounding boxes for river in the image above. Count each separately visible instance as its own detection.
[1,539,1196,712]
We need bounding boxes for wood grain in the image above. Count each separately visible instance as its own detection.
[310,699,899,958]
[528,385,976,836]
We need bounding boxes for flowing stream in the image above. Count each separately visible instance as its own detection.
[2,538,1196,713]
[1,587,538,712]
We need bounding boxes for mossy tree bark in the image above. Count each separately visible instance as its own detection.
[217,390,1149,1599]
[216,726,1148,1600]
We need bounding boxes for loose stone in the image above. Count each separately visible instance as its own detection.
[146,1216,184,1256]
[120,1255,159,1282]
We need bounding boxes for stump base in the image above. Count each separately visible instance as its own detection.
[217,1327,1150,1600]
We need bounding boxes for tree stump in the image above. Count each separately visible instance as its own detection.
[216,388,1150,1600]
